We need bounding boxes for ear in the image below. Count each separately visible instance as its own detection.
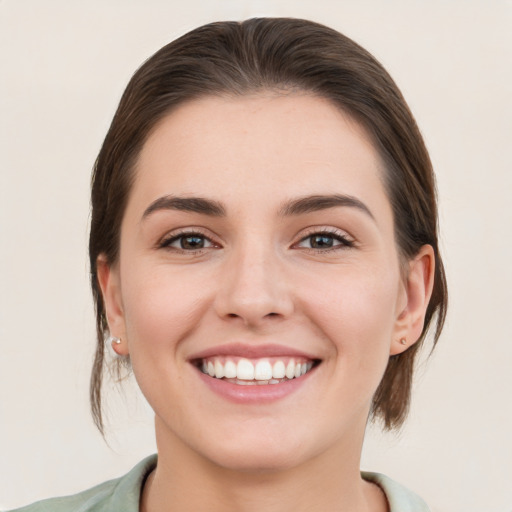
[96,255,130,356]
[390,245,435,355]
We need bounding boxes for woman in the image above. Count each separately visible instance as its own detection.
[12,17,447,512]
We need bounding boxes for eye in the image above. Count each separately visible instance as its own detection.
[295,230,354,251]
[159,231,216,251]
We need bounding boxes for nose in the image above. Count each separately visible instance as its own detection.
[214,242,294,328]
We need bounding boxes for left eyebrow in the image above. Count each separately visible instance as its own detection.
[278,194,375,220]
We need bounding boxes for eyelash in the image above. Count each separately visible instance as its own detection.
[158,229,217,253]
[158,228,355,254]
[295,228,355,252]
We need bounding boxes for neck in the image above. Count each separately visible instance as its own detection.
[141,417,388,512]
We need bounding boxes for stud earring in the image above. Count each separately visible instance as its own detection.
[106,335,123,357]
[110,336,122,346]
[400,338,407,345]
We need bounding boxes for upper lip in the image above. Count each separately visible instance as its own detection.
[188,343,319,361]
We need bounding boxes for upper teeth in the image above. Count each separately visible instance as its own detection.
[201,357,314,381]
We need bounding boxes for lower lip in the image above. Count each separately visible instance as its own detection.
[195,367,316,404]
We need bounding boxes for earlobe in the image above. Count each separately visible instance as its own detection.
[390,245,435,356]
[96,255,129,356]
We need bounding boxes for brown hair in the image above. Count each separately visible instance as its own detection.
[89,17,447,433]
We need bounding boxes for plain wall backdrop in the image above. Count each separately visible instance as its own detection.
[1,1,511,511]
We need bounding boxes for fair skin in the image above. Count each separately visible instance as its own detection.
[98,93,434,512]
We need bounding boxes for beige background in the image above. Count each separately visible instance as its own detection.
[1,1,511,511]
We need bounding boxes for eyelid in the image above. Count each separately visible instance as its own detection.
[157,227,221,251]
[293,226,355,250]
[156,225,355,252]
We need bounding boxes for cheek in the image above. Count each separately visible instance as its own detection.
[298,264,400,363]
[120,264,210,355]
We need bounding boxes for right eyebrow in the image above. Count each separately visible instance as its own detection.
[142,195,226,220]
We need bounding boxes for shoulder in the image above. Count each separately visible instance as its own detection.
[6,455,157,512]
[362,471,431,512]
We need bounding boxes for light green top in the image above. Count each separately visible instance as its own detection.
[8,455,430,512]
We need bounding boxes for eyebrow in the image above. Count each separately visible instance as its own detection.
[142,194,374,220]
[278,194,375,219]
[142,196,226,219]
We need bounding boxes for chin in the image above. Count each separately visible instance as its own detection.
[188,418,326,474]
[205,440,307,473]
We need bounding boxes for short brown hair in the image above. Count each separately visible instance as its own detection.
[89,18,447,434]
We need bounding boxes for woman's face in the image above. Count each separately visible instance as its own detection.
[100,93,426,471]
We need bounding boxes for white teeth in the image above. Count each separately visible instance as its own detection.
[200,356,316,384]
[237,358,255,380]
[214,360,224,379]
[272,360,285,379]
[224,360,237,378]
[255,360,273,380]
[285,360,296,379]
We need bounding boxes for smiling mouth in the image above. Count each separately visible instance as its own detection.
[194,357,320,385]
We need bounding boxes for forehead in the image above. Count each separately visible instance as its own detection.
[130,93,390,216]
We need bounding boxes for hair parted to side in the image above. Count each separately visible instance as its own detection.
[89,17,447,434]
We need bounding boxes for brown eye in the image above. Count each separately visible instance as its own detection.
[310,234,335,249]
[160,232,215,251]
[180,235,206,250]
